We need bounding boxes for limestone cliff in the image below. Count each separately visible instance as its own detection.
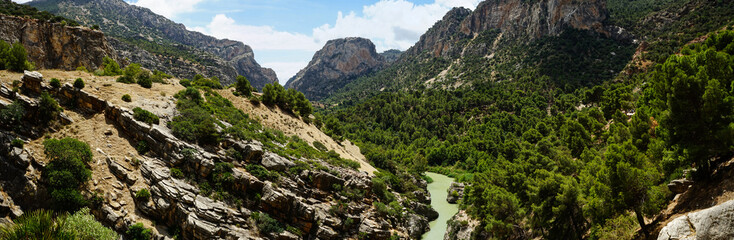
[285,37,386,101]
[0,14,116,71]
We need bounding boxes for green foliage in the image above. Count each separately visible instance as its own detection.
[132,107,159,124]
[169,88,220,145]
[135,189,151,201]
[170,168,184,179]
[100,57,122,76]
[246,164,277,181]
[49,78,61,88]
[63,208,119,240]
[252,212,283,234]
[73,78,84,89]
[117,63,153,88]
[43,138,92,212]
[0,209,74,240]
[0,100,25,126]
[121,94,132,102]
[235,75,252,97]
[11,138,23,148]
[76,66,87,72]
[126,223,152,240]
[0,41,32,72]
[136,141,149,155]
[261,83,313,119]
[0,0,79,25]
[191,74,222,89]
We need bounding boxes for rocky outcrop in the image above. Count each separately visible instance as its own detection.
[668,179,693,194]
[444,210,488,240]
[657,200,734,240]
[446,182,466,204]
[0,14,117,71]
[462,0,607,39]
[31,0,278,88]
[285,37,386,101]
[404,0,609,60]
[379,49,402,63]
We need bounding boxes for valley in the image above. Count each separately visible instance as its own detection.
[1,0,734,239]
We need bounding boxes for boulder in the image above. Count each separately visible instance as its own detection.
[668,179,693,194]
[107,157,136,185]
[21,71,43,94]
[311,171,344,192]
[261,152,294,171]
[410,202,439,221]
[658,200,734,240]
[447,182,466,204]
[359,218,391,240]
[406,213,429,239]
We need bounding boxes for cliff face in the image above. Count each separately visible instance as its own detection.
[29,0,277,88]
[0,15,116,71]
[462,0,607,39]
[404,0,607,59]
[285,37,386,101]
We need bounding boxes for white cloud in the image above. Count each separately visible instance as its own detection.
[11,0,32,3]
[262,61,310,82]
[193,0,482,81]
[192,14,322,51]
[128,0,205,19]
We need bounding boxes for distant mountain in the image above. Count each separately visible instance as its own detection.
[379,49,402,63]
[28,0,277,89]
[285,37,386,101]
[325,0,634,103]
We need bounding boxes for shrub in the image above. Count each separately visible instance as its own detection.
[0,209,75,239]
[132,107,159,124]
[235,75,252,97]
[63,208,119,240]
[253,212,283,234]
[312,141,328,152]
[126,223,152,240]
[170,168,184,179]
[8,42,30,72]
[11,138,23,148]
[136,141,149,155]
[117,63,146,84]
[73,78,84,89]
[0,100,25,125]
[137,71,152,88]
[50,78,61,88]
[76,66,88,72]
[43,138,93,212]
[91,25,100,30]
[101,57,122,76]
[38,91,61,124]
[179,79,191,87]
[122,94,132,102]
[135,189,151,201]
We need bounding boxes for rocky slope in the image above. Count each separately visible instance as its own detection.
[0,70,435,239]
[0,14,116,71]
[28,0,277,88]
[285,37,386,101]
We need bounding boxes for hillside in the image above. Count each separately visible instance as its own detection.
[28,0,278,88]
[0,68,431,239]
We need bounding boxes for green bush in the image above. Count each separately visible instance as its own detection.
[246,164,276,181]
[101,57,122,76]
[11,138,23,148]
[179,79,191,87]
[137,71,152,88]
[122,94,132,102]
[253,212,283,234]
[235,75,252,97]
[312,141,328,152]
[38,91,61,124]
[73,78,84,89]
[50,78,61,88]
[135,189,151,201]
[0,209,75,240]
[170,168,184,179]
[126,223,152,240]
[0,100,25,125]
[63,208,119,240]
[43,138,93,212]
[132,107,159,124]
[191,74,223,89]
[76,66,88,72]
[136,141,149,155]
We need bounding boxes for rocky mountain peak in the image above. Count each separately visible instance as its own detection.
[285,37,386,101]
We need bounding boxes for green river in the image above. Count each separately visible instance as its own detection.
[421,172,460,240]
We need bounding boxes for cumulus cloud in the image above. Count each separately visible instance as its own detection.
[193,0,482,81]
[11,0,32,3]
[128,0,205,19]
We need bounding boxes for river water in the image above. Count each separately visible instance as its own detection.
[421,172,460,240]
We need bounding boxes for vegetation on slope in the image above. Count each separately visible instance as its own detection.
[0,0,78,26]
[0,208,118,240]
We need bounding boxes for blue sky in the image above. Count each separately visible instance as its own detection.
[18,0,482,83]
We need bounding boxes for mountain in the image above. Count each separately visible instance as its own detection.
[379,49,402,63]
[284,37,386,101]
[28,0,278,89]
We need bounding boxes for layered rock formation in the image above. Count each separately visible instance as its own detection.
[30,0,277,88]
[0,71,434,239]
[657,200,734,240]
[285,37,386,101]
[0,15,117,71]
